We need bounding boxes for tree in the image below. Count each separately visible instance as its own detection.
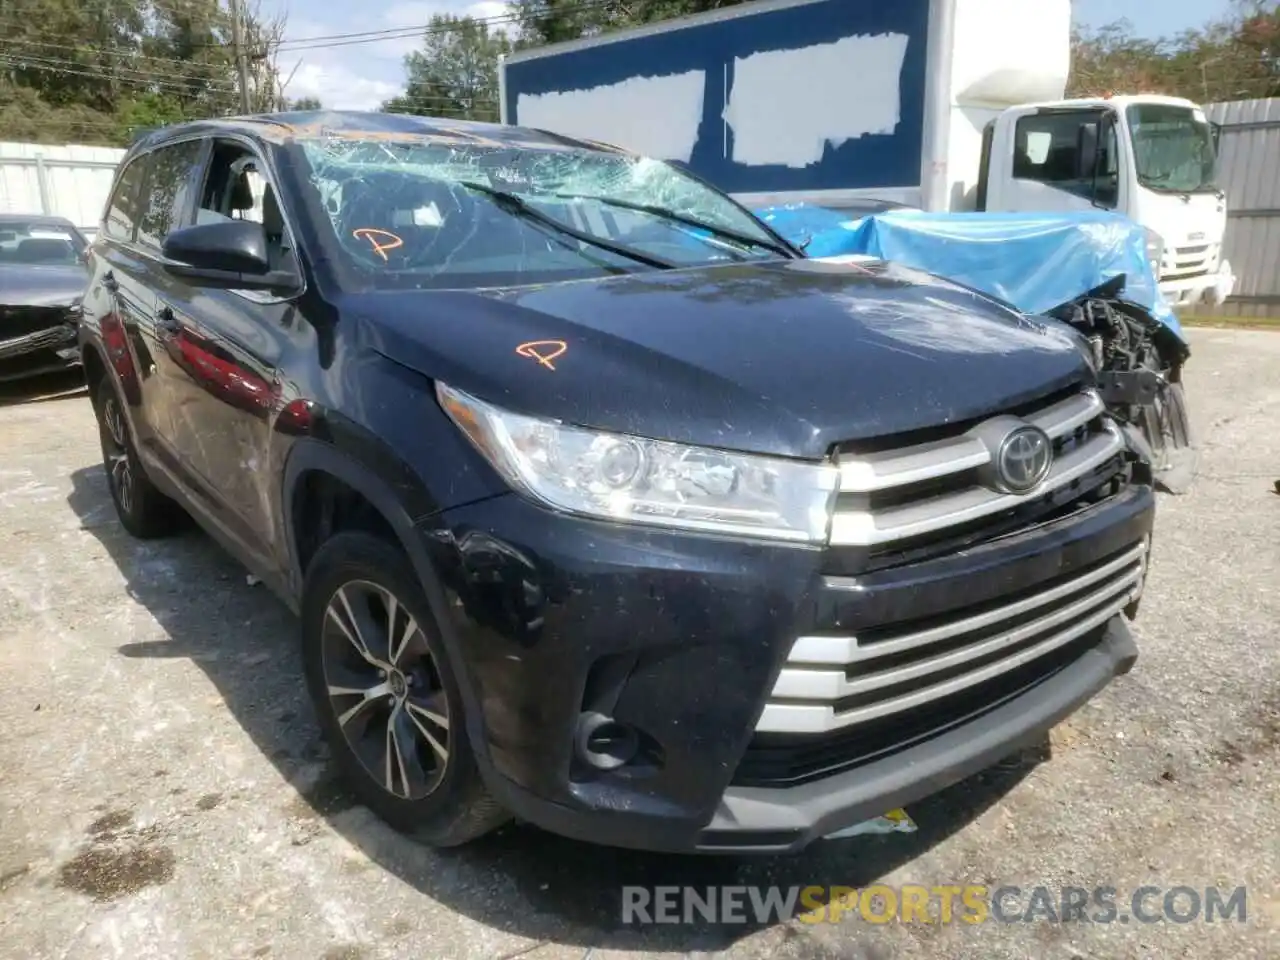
[287,96,323,110]
[512,0,748,48]
[382,14,512,121]
[0,0,286,146]
[1069,1,1280,102]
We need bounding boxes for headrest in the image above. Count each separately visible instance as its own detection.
[262,187,284,235]
[229,173,256,210]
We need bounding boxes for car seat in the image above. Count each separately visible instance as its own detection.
[261,186,290,271]
[13,237,75,264]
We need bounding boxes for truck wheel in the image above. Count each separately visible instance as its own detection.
[94,379,186,539]
[300,531,509,846]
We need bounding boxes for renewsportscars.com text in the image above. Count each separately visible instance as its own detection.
[621,884,1248,925]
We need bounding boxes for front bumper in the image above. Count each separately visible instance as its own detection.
[426,482,1153,853]
[0,321,80,383]
[1160,259,1235,307]
[697,616,1135,852]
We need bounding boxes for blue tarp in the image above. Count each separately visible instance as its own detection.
[753,205,1186,343]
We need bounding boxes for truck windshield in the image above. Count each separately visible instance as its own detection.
[1125,104,1219,195]
[296,136,788,289]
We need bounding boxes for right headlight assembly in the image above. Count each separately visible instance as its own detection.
[436,381,839,543]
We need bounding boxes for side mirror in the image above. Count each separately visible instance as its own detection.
[161,220,297,293]
[1210,121,1222,152]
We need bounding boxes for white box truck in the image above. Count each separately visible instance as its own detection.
[499,0,1235,306]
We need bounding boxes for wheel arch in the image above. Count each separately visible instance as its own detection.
[81,340,108,401]
[281,438,492,767]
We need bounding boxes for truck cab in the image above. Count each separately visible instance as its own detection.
[976,95,1232,307]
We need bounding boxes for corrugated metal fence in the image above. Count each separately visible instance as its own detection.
[0,142,126,239]
[1193,98,1280,318]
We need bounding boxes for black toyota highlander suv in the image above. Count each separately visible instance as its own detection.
[79,111,1154,854]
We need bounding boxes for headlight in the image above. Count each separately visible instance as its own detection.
[1144,228,1164,280]
[436,382,839,542]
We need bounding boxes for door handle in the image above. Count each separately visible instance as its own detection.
[102,271,118,293]
[156,307,181,335]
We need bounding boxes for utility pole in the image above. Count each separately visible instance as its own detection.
[229,0,252,113]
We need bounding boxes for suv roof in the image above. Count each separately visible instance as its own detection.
[127,110,611,156]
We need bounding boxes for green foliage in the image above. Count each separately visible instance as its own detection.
[512,0,747,48]
[0,0,284,146]
[288,96,323,110]
[1070,1,1280,102]
[381,14,512,121]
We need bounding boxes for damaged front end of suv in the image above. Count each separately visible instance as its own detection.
[0,215,90,384]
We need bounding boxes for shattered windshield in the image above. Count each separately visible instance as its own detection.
[295,135,786,289]
[1125,104,1219,195]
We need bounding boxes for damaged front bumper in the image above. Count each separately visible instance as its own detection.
[0,305,82,382]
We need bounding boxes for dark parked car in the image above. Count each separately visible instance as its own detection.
[0,214,89,382]
[78,111,1155,853]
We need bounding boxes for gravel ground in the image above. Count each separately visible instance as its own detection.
[0,329,1277,960]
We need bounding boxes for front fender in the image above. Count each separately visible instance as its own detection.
[279,436,498,771]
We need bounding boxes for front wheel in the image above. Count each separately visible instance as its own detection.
[301,531,508,846]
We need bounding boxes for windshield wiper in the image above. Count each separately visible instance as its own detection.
[550,193,802,259]
[455,180,675,270]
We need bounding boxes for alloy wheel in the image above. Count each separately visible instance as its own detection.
[321,579,451,800]
[101,395,134,516]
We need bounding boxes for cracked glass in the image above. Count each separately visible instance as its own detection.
[294,133,787,290]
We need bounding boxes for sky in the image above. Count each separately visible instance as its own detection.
[258,0,1237,110]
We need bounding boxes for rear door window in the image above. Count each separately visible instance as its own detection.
[103,158,146,242]
[135,139,208,253]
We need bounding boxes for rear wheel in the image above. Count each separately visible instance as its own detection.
[94,378,186,538]
[301,531,508,846]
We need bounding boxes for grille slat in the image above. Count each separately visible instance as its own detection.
[830,389,1121,548]
[789,542,1146,666]
[835,389,1103,494]
[755,540,1148,736]
[0,305,72,339]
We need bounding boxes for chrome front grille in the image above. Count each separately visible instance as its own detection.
[756,540,1148,735]
[829,389,1121,548]
[1165,243,1212,279]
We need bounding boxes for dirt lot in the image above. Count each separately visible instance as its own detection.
[1,329,1277,960]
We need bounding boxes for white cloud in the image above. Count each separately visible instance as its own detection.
[282,61,400,110]
[273,1,514,108]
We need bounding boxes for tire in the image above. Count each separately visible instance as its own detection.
[301,530,509,846]
[1163,381,1193,450]
[93,377,187,539]
[1139,398,1168,470]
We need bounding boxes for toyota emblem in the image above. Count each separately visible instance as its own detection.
[995,425,1053,493]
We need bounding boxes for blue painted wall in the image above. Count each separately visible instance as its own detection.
[504,0,932,194]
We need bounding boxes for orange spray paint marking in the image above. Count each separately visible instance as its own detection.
[352,228,403,261]
[516,340,567,370]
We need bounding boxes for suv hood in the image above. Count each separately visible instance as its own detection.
[0,262,87,307]
[353,258,1090,460]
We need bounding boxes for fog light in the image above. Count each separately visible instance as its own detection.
[574,711,639,771]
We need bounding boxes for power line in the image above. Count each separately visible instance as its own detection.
[274,0,622,53]
[0,32,239,71]
[0,54,238,95]
[0,44,239,88]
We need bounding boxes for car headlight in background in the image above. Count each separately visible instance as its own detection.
[436,382,839,542]
[1143,228,1164,280]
